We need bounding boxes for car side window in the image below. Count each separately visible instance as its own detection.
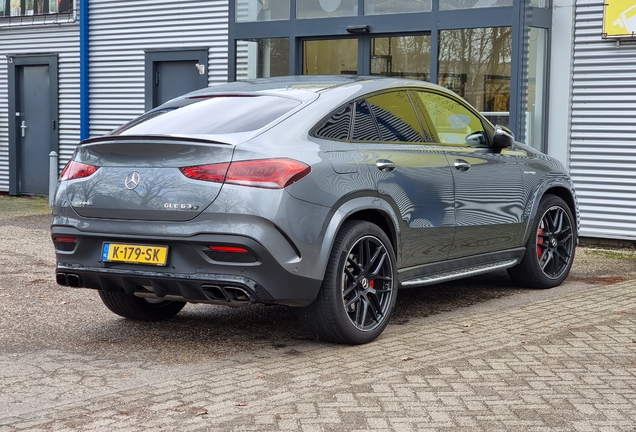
[314,104,352,140]
[352,99,382,141]
[416,91,488,147]
[366,92,430,143]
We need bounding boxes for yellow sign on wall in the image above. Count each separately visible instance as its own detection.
[604,0,636,38]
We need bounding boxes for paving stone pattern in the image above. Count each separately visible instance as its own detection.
[2,279,635,431]
[0,200,635,431]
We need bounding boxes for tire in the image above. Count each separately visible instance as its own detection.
[508,195,576,289]
[297,221,398,344]
[98,290,186,321]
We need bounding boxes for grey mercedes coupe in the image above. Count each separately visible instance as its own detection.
[51,75,578,344]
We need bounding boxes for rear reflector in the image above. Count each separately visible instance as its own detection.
[205,245,258,264]
[54,237,76,243]
[180,158,311,189]
[59,160,99,181]
[209,245,249,253]
[54,237,77,252]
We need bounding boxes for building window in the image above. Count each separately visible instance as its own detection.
[297,0,358,19]
[236,38,290,79]
[364,0,431,15]
[303,39,358,74]
[438,27,512,128]
[526,27,548,150]
[439,0,512,10]
[3,0,70,16]
[371,35,431,80]
[530,0,549,8]
[235,0,290,22]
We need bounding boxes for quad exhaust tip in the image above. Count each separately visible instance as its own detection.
[201,284,252,303]
[56,272,82,288]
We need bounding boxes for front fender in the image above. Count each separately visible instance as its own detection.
[522,177,579,244]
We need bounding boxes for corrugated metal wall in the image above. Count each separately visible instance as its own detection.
[0,1,228,193]
[571,0,636,240]
[0,23,79,192]
[89,0,228,138]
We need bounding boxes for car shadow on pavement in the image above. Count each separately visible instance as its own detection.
[70,271,524,362]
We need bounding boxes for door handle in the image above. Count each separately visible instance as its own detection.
[453,159,471,172]
[376,159,396,172]
[20,120,27,138]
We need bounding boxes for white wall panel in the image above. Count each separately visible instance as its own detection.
[571,0,636,239]
[89,0,228,138]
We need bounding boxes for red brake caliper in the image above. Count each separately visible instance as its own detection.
[537,227,545,259]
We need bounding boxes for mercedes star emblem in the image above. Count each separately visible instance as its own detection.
[124,171,141,190]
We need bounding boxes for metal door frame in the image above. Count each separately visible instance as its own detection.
[7,54,59,196]
[144,48,209,111]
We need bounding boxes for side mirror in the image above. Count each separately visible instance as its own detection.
[492,125,515,149]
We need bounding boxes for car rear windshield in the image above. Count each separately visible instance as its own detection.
[112,95,302,136]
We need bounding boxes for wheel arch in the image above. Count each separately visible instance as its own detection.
[316,197,401,281]
[523,182,580,244]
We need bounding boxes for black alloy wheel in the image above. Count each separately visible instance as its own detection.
[536,204,575,279]
[508,195,576,288]
[297,221,397,344]
[342,234,394,332]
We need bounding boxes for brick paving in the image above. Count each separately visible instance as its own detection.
[2,278,635,431]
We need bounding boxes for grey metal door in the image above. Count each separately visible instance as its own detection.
[155,61,202,107]
[145,49,209,110]
[17,65,52,195]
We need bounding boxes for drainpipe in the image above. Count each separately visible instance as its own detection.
[79,0,89,140]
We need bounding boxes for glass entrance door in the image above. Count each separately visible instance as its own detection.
[303,38,358,75]
[302,34,432,78]
[370,35,431,80]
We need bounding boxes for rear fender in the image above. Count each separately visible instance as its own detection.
[315,196,401,280]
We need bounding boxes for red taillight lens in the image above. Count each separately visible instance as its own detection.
[226,159,311,189]
[59,160,99,181]
[180,158,311,189]
[179,163,230,183]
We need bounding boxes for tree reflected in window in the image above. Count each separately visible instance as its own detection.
[438,27,512,125]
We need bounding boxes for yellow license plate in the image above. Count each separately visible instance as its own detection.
[102,243,168,266]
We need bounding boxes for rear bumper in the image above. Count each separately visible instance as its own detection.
[52,227,323,307]
[56,265,279,306]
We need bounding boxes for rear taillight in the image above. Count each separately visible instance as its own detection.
[59,160,99,181]
[179,163,230,183]
[180,158,311,189]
